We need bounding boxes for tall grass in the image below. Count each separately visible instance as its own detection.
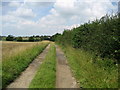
[2,41,48,61]
[2,41,49,88]
[29,43,56,88]
[60,45,118,88]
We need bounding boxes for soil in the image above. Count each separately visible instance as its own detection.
[56,45,78,88]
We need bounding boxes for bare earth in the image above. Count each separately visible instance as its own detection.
[56,45,78,88]
[7,44,50,88]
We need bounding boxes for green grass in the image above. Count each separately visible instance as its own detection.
[2,42,49,88]
[29,43,56,88]
[59,45,118,88]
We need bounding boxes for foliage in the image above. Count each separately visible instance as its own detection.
[50,33,61,41]
[6,35,14,41]
[53,14,119,88]
[29,36,35,42]
[0,36,6,41]
[29,43,56,88]
[1,35,52,42]
[54,14,120,61]
[40,36,51,41]
[16,37,23,41]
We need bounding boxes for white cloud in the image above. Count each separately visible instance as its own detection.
[8,2,21,7]
[2,0,118,36]
[24,1,54,7]
[38,0,117,28]
[8,7,36,18]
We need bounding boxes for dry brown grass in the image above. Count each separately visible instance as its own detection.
[2,41,49,61]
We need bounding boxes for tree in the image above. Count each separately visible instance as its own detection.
[6,35,14,41]
[17,37,23,42]
[54,14,119,61]
[29,36,34,42]
[50,33,61,41]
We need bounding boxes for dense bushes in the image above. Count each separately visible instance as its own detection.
[55,14,120,62]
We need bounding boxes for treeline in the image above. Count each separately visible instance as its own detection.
[1,35,51,42]
[53,14,120,62]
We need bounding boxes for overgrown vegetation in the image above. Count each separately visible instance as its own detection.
[60,45,118,88]
[55,14,120,62]
[29,43,56,88]
[2,41,49,88]
[53,14,119,88]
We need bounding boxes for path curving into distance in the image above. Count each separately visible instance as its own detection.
[7,44,50,88]
[56,45,78,88]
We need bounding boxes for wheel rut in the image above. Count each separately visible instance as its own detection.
[7,44,50,88]
[56,45,78,88]
[6,44,78,88]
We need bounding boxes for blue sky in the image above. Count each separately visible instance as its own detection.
[1,0,119,36]
[2,2,54,21]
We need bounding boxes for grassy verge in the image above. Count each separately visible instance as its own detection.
[29,43,56,88]
[59,45,118,88]
[2,42,49,88]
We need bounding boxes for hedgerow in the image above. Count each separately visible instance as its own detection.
[54,14,120,62]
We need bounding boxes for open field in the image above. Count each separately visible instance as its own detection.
[2,41,49,61]
[2,41,49,88]
[60,45,118,88]
[29,43,56,88]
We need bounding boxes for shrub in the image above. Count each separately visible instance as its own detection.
[54,14,120,61]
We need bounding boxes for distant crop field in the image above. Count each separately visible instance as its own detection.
[2,41,49,61]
